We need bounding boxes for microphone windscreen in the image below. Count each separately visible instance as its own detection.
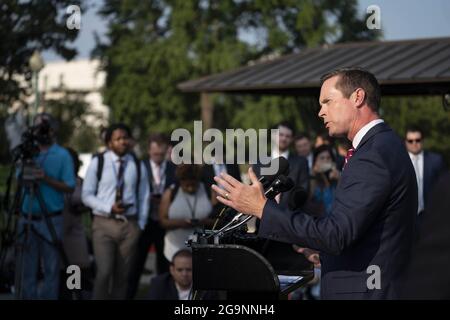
[288,186,308,211]
[260,157,290,188]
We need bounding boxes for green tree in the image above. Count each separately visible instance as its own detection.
[96,0,379,145]
[0,0,85,105]
[44,94,101,153]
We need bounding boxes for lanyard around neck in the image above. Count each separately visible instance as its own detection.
[181,190,198,220]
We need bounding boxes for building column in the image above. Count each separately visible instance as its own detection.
[201,92,214,130]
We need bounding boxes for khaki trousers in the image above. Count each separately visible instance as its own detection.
[92,216,140,299]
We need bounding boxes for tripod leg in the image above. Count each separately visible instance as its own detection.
[14,219,39,300]
[34,187,79,300]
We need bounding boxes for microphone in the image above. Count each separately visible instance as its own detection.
[265,175,295,199]
[257,157,290,189]
[213,157,290,229]
[288,186,309,210]
[215,174,295,235]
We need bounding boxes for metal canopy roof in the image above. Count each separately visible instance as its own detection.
[178,37,450,96]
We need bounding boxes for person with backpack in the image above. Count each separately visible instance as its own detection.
[81,123,146,299]
[159,164,216,262]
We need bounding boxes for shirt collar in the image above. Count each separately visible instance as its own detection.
[150,159,166,169]
[109,150,128,162]
[352,119,384,149]
[409,151,424,159]
[272,149,289,160]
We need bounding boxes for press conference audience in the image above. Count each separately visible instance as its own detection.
[10,114,450,300]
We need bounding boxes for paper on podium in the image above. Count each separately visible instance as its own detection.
[278,275,304,292]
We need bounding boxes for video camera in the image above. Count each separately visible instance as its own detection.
[11,119,52,163]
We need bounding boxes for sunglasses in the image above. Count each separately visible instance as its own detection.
[406,139,422,144]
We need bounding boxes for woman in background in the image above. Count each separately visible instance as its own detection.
[159,164,215,262]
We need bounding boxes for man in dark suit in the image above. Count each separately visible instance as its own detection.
[405,126,447,215]
[253,121,309,210]
[147,249,192,300]
[401,171,450,299]
[212,68,417,299]
[127,133,177,299]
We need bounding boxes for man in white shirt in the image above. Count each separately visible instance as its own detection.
[253,121,309,209]
[82,123,146,299]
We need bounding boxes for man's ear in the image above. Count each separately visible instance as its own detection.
[353,88,366,108]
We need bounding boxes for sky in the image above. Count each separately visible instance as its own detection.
[43,0,450,62]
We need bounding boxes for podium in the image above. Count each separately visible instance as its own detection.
[191,241,314,300]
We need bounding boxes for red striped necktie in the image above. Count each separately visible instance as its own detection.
[343,148,355,169]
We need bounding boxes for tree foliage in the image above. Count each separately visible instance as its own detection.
[45,94,101,153]
[0,0,84,105]
[96,0,379,142]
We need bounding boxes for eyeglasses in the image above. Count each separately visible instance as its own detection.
[406,139,422,144]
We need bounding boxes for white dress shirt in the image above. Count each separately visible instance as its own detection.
[272,149,289,160]
[306,153,313,173]
[409,151,424,213]
[176,284,192,300]
[352,119,385,149]
[150,159,166,194]
[81,150,149,229]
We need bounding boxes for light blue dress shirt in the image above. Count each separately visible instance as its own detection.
[81,150,149,229]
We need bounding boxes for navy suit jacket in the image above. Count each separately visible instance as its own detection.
[423,151,447,208]
[259,123,418,299]
[147,273,179,300]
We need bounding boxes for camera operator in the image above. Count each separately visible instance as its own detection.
[17,113,76,300]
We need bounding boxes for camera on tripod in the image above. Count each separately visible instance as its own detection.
[11,119,53,182]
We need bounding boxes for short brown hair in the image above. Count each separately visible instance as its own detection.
[171,249,192,264]
[148,132,169,147]
[320,67,381,112]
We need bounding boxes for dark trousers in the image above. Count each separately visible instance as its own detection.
[127,219,169,299]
